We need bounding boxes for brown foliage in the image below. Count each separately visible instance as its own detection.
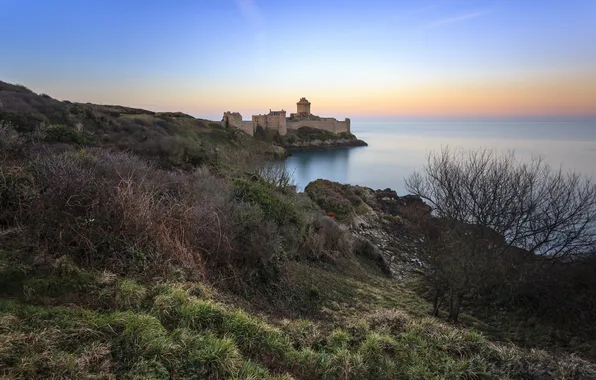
[1,146,298,285]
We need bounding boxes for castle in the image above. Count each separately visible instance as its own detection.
[222,98,351,136]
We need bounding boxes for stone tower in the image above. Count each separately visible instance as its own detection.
[297,97,311,116]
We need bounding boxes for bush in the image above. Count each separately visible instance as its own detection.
[302,215,352,260]
[43,124,89,145]
[0,167,35,226]
[233,179,300,226]
[14,149,233,278]
[230,202,284,281]
[406,147,596,322]
[0,121,24,155]
[353,238,391,275]
[305,179,362,220]
[1,146,306,286]
[257,164,295,193]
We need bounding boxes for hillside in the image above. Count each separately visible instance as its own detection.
[0,81,284,168]
[1,81,595,379]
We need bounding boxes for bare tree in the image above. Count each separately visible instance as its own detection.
[405,147,596,322]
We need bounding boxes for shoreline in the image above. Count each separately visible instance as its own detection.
[282,138,368,154]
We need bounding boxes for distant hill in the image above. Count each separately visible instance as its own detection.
[0,80,275,168]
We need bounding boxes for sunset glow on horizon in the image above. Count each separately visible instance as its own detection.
[2,0,595,120]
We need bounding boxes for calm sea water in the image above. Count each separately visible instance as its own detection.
[282,121,596,195]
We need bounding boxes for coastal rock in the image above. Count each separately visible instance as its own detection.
[283,138,367,152]
[303,179,432,280]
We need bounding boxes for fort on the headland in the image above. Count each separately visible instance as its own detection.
[222,98,351,136]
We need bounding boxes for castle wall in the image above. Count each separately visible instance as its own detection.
[223,112,254,135]
[253,111,287,136]
[240,121,253,135]
[223,112,243,129]
[287,117,351,134]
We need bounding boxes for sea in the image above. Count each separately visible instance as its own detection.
[281,121,596,195]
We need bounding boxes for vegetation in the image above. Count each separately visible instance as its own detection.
[0,80,278,170]
[405,147,596,324]
[1,82,595,378]
[305,179,364,220]
[254,125,363,149]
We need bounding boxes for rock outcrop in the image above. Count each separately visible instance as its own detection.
[283,138,368,152]
[305,179,432,279]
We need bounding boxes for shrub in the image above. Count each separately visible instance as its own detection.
[42,124,89,145]
[230,202,284,281]
[257,163,295,193]
[0,167,35,226]
[233,179,300,226]
[353,238,391,275]
[302,215,352,260]
[2,145,304,286]
[305,179,361,220]
[0,111,48,133]
[0,121,24,155]
[17,149,234,278]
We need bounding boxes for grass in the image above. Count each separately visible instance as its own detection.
[2,226,596,380]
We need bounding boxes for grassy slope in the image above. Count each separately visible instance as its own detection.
[1,229,594,379]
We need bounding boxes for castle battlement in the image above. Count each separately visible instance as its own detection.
[222,98,350,136]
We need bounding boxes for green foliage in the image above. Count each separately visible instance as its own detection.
[0,261,31,296]
[160,136,208,167]
[126,359,170,379]
[43,124,89,145]
[116,279,148,310]
[103,311,172,367]
[2,269,596,380]
[253,125,282,143]
[308,286,320,300]
[175,331,243,379]
[296,126,337,142]
[233,179,300,226]
[23,274,95,299]
[305,179,364,220]
[327,328,350,350]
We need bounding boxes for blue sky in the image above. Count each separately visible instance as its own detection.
[1,0,595,120]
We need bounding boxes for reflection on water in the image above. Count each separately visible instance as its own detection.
[282,121,596,194]
[289,148,353,187]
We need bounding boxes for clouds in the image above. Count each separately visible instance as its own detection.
[428,10,490,27]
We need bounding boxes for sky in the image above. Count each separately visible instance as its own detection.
[1,0,595,121]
